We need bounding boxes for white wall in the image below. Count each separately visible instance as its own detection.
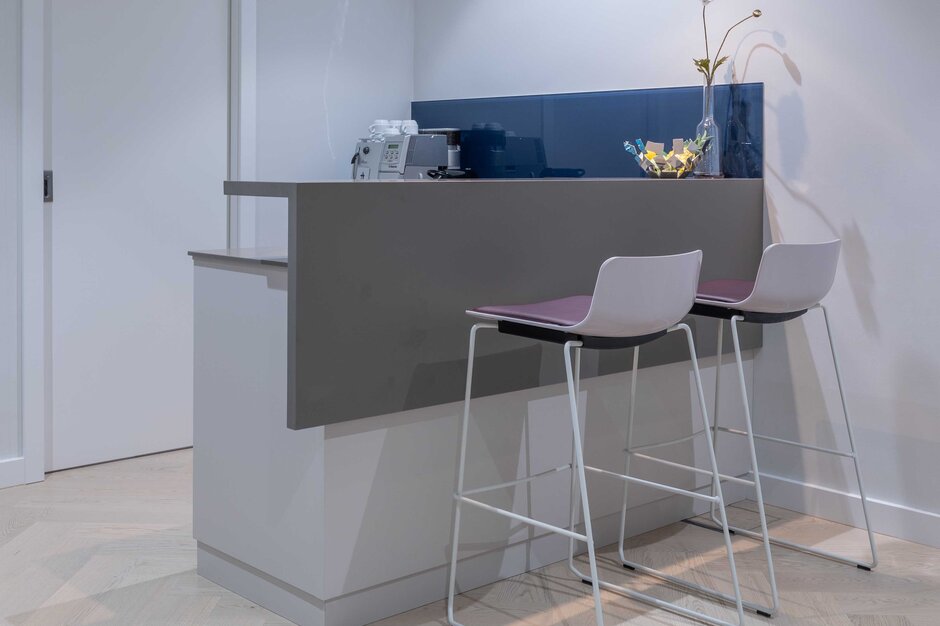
[0,0,21,464]
[236,0,415,248]
[414,1,703,101]
[414,0,940,546]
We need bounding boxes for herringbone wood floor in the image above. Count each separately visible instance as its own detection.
[1,449,937,625]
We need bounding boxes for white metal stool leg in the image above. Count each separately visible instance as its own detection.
[682,323,747,626]
[707,308,878,570]
[567,347,584,573]
[570,325,746,626]
[728,317,779,612]
[563,342,606,626]
[821,305,878,568]
[704,319,780,616]
[447,323,494,626]
[615,347,640,566]
[709,321,725,526]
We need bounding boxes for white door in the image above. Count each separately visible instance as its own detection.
[0,0,22,486]
[48,0,229,470]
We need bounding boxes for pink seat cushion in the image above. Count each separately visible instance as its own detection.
[473,295,592,327]
[697,279,755,304]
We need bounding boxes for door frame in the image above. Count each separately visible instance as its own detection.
[228,0,258,248]
[0,0,46,489]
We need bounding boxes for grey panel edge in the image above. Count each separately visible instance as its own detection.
[224,180,297,198]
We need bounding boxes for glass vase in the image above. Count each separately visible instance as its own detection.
[695,80,723,178]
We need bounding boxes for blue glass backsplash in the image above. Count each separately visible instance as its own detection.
[412,83,763,179]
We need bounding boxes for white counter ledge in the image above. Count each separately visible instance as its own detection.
[189,247,288,267]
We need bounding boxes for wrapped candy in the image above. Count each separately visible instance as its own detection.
[623,135,710,178]
[623,142,645,167]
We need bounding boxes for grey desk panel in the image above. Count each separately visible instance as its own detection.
[225,179,763,429]
[223,180,296,198]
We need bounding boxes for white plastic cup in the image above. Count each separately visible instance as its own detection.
[369,119,394,136]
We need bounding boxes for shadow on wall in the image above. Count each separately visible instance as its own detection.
[765,182,879,336]
[734,33,803,86]
[324,389,531,600]
[735,30,879,336]
[404,344,543,410]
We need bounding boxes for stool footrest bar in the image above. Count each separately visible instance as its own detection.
[626,429,706,453]
[630,453,755,487]
[457,496,587,542]
[462,464,571,496]
[716,426,856,458]
[583,465,719,502]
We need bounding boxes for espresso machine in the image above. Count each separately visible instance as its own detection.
[419,128,462,170]
[351,133,449,181]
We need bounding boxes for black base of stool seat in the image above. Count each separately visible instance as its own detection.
[691,302,808,324]
[497,320,667,350]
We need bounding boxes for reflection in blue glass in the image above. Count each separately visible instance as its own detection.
[412,83,763,179]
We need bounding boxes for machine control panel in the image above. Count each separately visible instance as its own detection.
[382,143,402,168]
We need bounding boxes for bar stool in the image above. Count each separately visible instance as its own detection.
[691,240,878,572]
[446,252,747,626]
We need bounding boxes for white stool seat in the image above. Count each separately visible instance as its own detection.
[469,294,592,328]
[696,279,755,304]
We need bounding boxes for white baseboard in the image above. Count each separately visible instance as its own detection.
[198,543,325,626]
[760,471,940,549]
[198,481,749,626]
[0,457,25,490]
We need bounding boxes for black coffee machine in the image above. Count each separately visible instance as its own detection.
[457,124,585,179]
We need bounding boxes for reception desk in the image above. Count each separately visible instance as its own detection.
[191,178,764,626]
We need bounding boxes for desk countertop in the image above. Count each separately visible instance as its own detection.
[188,248,288,268]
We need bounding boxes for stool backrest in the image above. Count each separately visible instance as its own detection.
[740,240,841,313]
[569,251,702,337]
